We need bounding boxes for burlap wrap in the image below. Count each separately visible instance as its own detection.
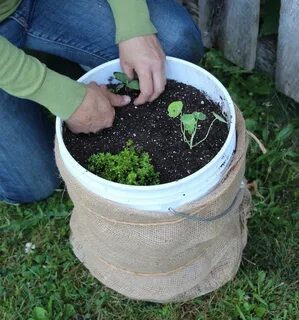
[55,108,251,303]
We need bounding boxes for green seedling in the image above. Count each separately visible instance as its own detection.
[113,72,140,92]
[167,100,227,149]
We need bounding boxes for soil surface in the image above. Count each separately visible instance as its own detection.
[63,80,229,184]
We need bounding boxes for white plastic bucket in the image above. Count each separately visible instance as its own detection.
[56,57,236,211]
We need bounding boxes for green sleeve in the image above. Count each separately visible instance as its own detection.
[0,36,86,120]
[108,0,157,43]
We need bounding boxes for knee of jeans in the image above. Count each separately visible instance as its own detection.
[160,17,204,63]
[0,172,60,205]
[27,175,61,203]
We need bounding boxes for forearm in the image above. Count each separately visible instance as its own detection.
[108,0,157,43]
[0,36,86,119]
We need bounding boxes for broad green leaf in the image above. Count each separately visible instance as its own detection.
[185,126,195,135]
[113,72,129,84]
[193,111,206,121]
[255,306,267,317]
[212,112,227,123]
[168,101,183,118]
[243,302,253,312]
[127,79,140,90]
[32,307,49,320]
[181,114,196,135]
[181,114,196,126]
[275,124,294,142]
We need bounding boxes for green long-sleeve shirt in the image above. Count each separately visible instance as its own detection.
[0,0,156,119]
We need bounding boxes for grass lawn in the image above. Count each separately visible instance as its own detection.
[1,50,298,320]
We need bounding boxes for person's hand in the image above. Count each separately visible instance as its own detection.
[119,35,166,105]
[66,82,130,134]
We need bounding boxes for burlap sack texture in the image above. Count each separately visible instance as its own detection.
[55,107,251,303]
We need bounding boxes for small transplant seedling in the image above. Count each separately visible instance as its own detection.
[168,100,227,149]
[87,139,159,186]
[113,72,140,92]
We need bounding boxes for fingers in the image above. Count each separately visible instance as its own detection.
[122,64,134,80]
[66,123,83,134]
[134,67,166,105]
[66,82,125,134]
[118,35,166,105]
[134,70,154,105]
[100,85,131,107]
[133,58,165,105]
[107,91,131,107]
[91,107,115,133]
[149,64,166,102]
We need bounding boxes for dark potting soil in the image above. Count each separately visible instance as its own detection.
[63,80,229,184]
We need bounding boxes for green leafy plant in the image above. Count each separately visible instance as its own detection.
[168,100,227,149]
[29,307,49,320]
[113,72,140,92]
[87,140,159,185]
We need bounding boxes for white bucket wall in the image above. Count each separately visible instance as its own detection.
[56,57,236,212]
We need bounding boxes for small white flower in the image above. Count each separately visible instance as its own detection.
[263,101,272,107]
[24,242,36,254]
[201,101,204,105]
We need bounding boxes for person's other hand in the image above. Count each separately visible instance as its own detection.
[119,35,166,105]
[66,82,130,134]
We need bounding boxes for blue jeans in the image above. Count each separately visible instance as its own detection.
[0,0,204,204]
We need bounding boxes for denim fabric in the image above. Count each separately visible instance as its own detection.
[0,0,204,204]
